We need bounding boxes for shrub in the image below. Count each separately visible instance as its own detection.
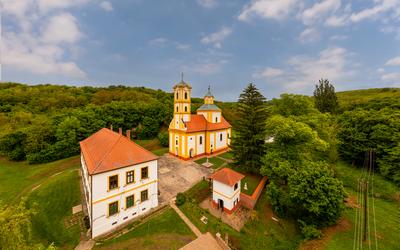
[158,131,169,147]
[298,220,322,240]
[175,193,186,206]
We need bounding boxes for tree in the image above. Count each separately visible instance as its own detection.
[288,162,345,226]
[0,198,35,250]
[231,83,268,174]
[313,79,339,113]
[260,115,344,233]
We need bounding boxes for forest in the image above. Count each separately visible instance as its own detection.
[0,83,237,164]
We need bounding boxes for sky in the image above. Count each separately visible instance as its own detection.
[2,0,400,101]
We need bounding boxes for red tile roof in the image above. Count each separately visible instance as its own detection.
[80,128,158,175]
[184,114,231,133]
[210,168,245,186]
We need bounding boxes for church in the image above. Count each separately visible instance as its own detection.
[168,80,232,160]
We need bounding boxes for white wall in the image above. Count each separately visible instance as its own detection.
[90,160,158,238]
[211,112,221,123]
[196,133,205,155]
[215,130,228,150]
[212,180,241,210]
[81,154,92,221]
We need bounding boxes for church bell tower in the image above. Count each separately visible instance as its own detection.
[173,74,191,129]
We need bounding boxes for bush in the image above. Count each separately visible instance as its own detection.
[158,131,169,147]
[175,193,186,206]
[299,220,322,240]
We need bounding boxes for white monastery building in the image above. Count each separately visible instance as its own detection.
[80,128,158,238]
[210,168,244,214]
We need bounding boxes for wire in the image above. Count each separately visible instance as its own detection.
[371,151,378,250]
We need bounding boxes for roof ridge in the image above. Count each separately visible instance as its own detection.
[91,133,122,174]
[120,133,158,159]
[80,128,110,172]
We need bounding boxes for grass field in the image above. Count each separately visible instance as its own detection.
[95,208,196,250]
[0,156,82,249]
[0,156,80,206]
[337,88,400,109]
[241,174,262,196]
[323,161,400,250]
[27,169,82,248]
[195,156,226,169]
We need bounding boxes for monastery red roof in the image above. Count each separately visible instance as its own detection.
[210,168,245,186]
[80,128,158,175]
[184,114,231,133]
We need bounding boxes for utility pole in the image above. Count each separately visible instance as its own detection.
[363,180,368,242]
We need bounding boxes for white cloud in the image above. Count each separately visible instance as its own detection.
[176,44,191,51]
[325,14,349,27]
[350,0,399,22]
[201,27,232,48]
[298,28,320,43]
[2,0,87,78]
[300,0,341,25]
[256,47,354,91]
[238,0,299,21]
[329,35,348,41]
[385,56,400,66]
[42,13,82,44]
[377,68,385,74]
[381,72,400,82]
[148,37,168,46]
[253,67,283,78]
[196,0,217,9]
[99,1,113,11]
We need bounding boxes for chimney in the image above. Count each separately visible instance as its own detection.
[126,130,131,140]
[118,127,122,135]
[110,124,113,131]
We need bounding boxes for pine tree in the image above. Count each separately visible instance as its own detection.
[313,79,339,113]
[231,83,268,174]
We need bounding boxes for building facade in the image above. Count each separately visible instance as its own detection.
[168,80,232,160]
[80,128,158,238]
[210,168,244,214]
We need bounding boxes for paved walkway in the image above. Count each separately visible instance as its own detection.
[180,232,223,250]
[170,201,202,237]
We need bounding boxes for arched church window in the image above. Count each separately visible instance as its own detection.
[199,136,203,145]
[185,92,188,99]
[176,106,178,112]
[220,134,223,141]
[215,117,218,123]
[185,106,187,112]
[176,92,179,99]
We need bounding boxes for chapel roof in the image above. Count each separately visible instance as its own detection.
[210,168,245,186]
[183,114,231,132]
[80,128,158,175]
[197,104,221,111]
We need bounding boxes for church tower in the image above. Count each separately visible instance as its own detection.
[197,85,221,124]
[172,76,191,130]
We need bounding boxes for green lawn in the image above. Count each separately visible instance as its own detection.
[218,151,234,160]
[194,156,226,169]
[0,156,82,249]
[133,138,164,151]
[325,162,400,250]
[0,156,80,206]
[95,208,196,250]
[178,180,302,249]
[241,174,262,196]
[334,161,399,201]
[26,169,82,249]
[151,147,169,156]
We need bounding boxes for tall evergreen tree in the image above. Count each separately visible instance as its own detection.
[313,79,339,113]
[231,83,268,174]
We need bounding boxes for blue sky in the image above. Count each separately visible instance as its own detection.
[2,0,400,101]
